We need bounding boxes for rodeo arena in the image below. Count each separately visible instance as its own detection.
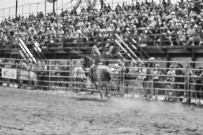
[1,0,203,134]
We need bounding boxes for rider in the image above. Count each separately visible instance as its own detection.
[90,41,102,73]
[89,56,101,82]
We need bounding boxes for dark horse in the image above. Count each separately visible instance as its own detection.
[89,63,112,99]
[84,56,112,99]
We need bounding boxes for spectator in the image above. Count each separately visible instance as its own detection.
[174,63,185,98]
[153,64,161,99]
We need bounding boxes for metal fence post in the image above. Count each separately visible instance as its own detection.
[188,73,191,103]
[120,66,124,97]
[69,60,73,91]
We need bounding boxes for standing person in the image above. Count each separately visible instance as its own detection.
[190,65,198,103]
[124,62,131,95]
[29,62,37,90]
[26,62,32,90]
[51,63,61,90]
[174,63,185,100]
[194,67,203,105]
[143,57,155,99]
[165,65,176,101]
[183,64,194,103]
[143,62,153,99]
[136,63,147,96]
[118,60,126,96]
[40,61,48,90]
[72,61,86,92]
[35,61,43,90]
[152,64,161,100]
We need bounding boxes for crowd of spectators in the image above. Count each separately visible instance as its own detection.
[0,0,203,54]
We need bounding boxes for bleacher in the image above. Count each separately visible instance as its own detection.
[0,0,203,66]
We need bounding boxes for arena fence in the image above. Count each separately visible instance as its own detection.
[0,58,203,104]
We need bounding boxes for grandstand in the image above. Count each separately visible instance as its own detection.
[0,0,203,67]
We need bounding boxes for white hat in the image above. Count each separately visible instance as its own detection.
[148,57,155,61]
[115,63,119,67]
[155,64,160,67]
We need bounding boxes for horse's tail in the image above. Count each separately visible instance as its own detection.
[103,69,111,82]
[89,66,97,83]
[84,56,93,68]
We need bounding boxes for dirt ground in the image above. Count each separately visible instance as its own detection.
[0,87,203,135]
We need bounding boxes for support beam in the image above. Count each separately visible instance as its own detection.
[191,51,195,68]
[45,0,47,15]
[115,40,137,64]
[166,53,170,68]
[100,0,104,9]
[15,0,18,18]
[53,0,56,14]
[115,34,142,63]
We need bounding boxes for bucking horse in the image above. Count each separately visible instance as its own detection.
[89,62,112,99]
[85,56,112,99]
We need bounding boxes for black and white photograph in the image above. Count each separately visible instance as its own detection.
[0,0,203,134]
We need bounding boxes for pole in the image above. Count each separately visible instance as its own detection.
[16,0,18,18]
[45,0,47,16]
[22,5,23,16]
[56,0,58,14]
[9,8,11,17]
[37,3,39,15]
[2,8,4,18]
[62,0,63,12]
[71,0,72,9]
[101,0,104,9]
[53,0,56,14]
[29,4,31,15]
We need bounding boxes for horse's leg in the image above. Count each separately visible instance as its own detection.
[99,83,103,99]
[105,83,110,98]
[96,82,102,99]
[90,83,96,94]
[154,81,159,100]
[148,80,153,98]
[105,83,108,97]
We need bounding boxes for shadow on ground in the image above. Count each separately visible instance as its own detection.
[70,97,110,102]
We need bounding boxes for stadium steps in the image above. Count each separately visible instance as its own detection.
[114,34,142,63]
[129,37,150,60]
[31,41,46,60]
[18,38,36,63]
[18,39,46,62]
